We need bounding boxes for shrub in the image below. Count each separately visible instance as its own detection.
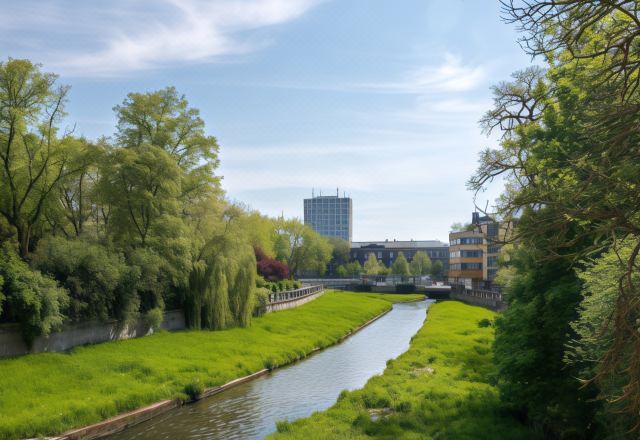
[145,307,164,330]
[31,237,139,323]
[0,243,69,346]
[183,377,204,400]
[253,287,270,316]
[255,247,289,281]
[478,318,492,328]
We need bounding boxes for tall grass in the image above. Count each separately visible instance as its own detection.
[0,291,412,440]
[269,301,539,440]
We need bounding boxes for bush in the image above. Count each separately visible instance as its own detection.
[145,307,164,330]
[478,318,492,328]
[31,237,139,323]
[0,243,69,346]
[255,247,289,281]
[253,287,270,316]
[395,283,416,293]
[183,377,204,400]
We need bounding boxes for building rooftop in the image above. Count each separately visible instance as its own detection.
[351,240,448,249]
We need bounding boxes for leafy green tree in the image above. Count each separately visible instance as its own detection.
[364,253,380,275]
[430,260,443,279]
[391,252,410,276]
[566,238,637,436]
[113,86,220,201]
[274,219,332,276]
[0,59,81,256]
[336,265,348,278]
[471,6,640,424]
[0,242,68,345]
[344,261,362,277]
[410,251,432,276]
[494,244,597,437]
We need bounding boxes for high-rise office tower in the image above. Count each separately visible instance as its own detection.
[303,189,352,242]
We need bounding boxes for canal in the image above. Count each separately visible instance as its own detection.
[109,299,432,440]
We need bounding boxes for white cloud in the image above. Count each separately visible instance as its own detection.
[355,53,486,94]
[4,0,323,76]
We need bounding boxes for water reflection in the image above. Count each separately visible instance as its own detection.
[110,299,431,440]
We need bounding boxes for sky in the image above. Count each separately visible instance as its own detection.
[1,0,534,242]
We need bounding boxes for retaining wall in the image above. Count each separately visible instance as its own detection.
[0,310,185,358]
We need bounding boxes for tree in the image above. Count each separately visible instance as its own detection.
[274,219,332,276]
[255,247,289,281]
[470,1,640,432]
[566,238,638,436]
[410,251,432,276]
[364,253,380,275]
[430,260,443,279]
[391,252,410,277]
[0,59,81,257]
[113,86,220,202]
[343,261,362,277]
[327,237,350,275]
[493,244,597,437]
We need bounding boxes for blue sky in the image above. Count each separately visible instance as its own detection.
[2,0,533,242]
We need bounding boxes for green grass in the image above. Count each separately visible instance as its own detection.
[0,290,406,440]
[269,301,538,440]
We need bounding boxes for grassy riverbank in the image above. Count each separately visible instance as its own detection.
[269,301,537,440]
[0,291,419,439]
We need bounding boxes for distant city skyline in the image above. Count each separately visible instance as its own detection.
[1,0,534,242]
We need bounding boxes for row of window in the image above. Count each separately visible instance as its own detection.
[450,263,482,271]
[352,251,446,259]
[449,237,484,245]
[449,250,483,259]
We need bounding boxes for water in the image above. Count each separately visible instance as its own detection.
[110,300,431,440]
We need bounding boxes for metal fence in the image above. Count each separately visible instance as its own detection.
[268,285,324,304]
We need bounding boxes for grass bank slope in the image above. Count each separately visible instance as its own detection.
[269,301,537,440]
[0,291,409,439]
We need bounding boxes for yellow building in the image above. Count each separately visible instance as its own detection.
[448,212,502,289]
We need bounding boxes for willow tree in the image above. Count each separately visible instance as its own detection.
[184,203,257,330]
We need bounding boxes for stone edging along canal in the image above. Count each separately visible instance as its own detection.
[43,300,415,440]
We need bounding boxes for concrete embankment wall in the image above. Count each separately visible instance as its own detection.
[450,292,504,311]
[0,310,185,358]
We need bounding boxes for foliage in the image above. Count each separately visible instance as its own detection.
[390,252,410,276]
[0,243,68,345]
[470,2,640,424]
[409,250,431,276]
[268,302,536,440]
[327,237,351,275]
[144,307,164,331]
[566,238,638,436]
[274,219,332,276]
[493,244,598,438]
[255,247,289,281]
[363,253,388,276]
[0,291,400,439]
[0,59,80,257]
[31,237,139,323]
[430,260,443,279]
